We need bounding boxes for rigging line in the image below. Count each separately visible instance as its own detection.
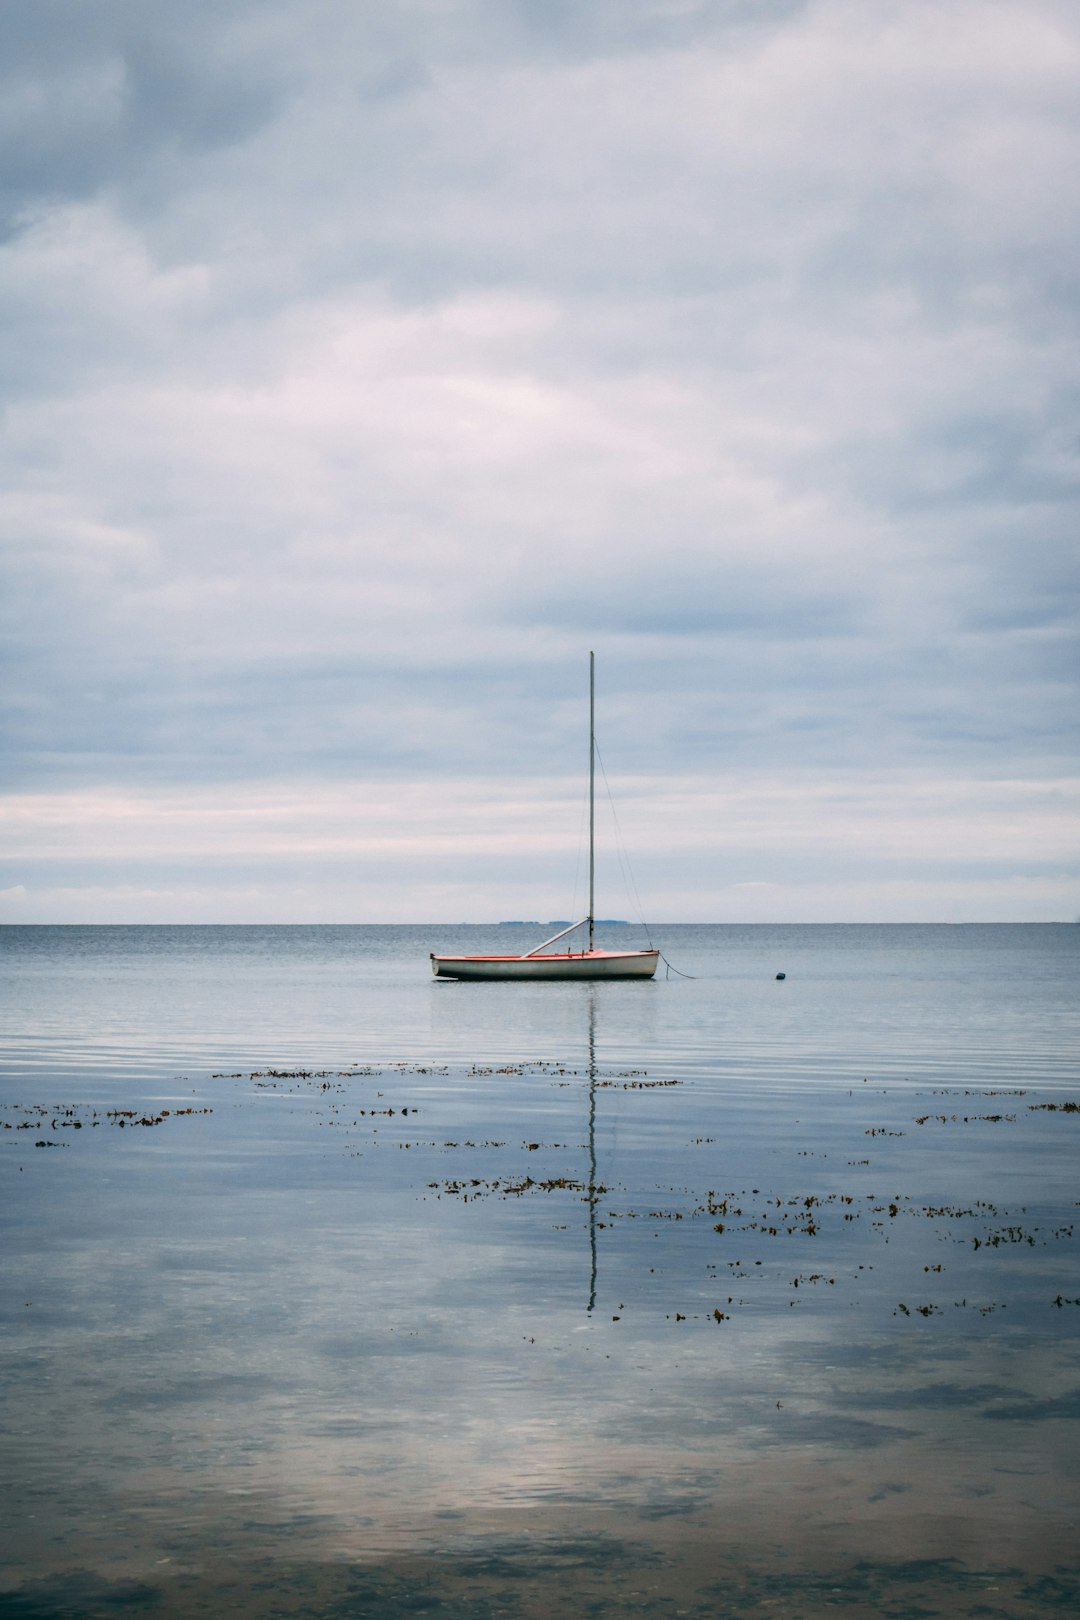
[593,739,652,941]
[591,738,701,978]
[600,762,650,940]
[568,772,590,928]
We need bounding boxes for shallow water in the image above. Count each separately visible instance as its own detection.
[1,924,1078,1617]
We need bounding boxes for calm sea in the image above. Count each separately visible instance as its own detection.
[1,924,1078,1618]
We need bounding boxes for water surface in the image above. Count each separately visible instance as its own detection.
[2,925,1078,1617]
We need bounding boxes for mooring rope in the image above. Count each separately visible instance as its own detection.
[659,953,697,979]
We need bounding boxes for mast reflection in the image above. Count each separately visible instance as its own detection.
[586,986,598,1313]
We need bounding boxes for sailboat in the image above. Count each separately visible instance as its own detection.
[429,654,660,981]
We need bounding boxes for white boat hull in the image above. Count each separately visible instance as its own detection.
[430,949,659,981]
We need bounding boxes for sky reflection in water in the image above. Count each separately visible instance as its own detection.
[1,925,1078,1617]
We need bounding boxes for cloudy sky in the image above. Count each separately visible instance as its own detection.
[1,0,1077,924]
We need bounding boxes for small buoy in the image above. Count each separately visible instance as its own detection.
[775,972,786,980]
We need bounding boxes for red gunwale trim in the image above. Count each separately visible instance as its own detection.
[432,950,659,963]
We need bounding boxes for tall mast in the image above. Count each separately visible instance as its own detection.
[588,650,595,952]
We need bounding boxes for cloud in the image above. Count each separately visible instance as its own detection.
[0,0,286,230]
[0,0,1077,917]
[2,771,1077,922]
